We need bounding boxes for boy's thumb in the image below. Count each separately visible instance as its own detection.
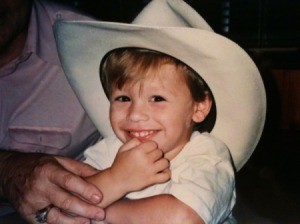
[118,138,141,153]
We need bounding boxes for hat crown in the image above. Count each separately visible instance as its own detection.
[133,0,213,31]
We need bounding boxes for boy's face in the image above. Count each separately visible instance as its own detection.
[109,64,209,160]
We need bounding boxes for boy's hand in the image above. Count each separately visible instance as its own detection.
[111,138,170,194]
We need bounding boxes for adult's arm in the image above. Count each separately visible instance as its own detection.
[0,151,105,224]
[104,194,204,224]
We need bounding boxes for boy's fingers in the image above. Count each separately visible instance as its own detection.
[118,139,159,154]
[155,169,171,183]
[148,148,164,161]
[118,138,141,153]
[139,140,159,153]
[154,158,170,173]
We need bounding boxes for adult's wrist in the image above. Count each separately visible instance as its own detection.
[0,151,19,197]
[0,151,53,206]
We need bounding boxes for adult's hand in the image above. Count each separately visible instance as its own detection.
[0,151,105,224]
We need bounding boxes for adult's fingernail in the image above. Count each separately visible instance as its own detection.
[91,194,101,203]
[95,211,105,221]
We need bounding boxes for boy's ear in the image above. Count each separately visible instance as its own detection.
[192,96,212,123]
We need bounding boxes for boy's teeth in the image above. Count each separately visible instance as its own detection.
[131,131,153,137]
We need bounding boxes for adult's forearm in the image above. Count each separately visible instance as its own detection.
[0,150,56,209]
[105,194,204,224]
[0,150,27,199]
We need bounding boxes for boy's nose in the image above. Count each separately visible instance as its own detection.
[127,102,149,122]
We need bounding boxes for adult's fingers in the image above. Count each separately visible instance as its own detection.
[44,206,91,224]
[53,157,103,205]
[1,152,105,223]
[46,187,104,222]
[28,156,104,221]
[56,156,99,177]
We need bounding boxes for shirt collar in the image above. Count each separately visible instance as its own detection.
[25,0,61,65]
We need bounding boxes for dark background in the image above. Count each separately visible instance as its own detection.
[58,0,300,68]
[57,1,300,223]
[60,0,300,48]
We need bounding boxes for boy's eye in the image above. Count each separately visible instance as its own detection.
[114,96,131,102]
[151,95,165,102]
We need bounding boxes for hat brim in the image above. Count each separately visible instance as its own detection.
[54,21,266,171]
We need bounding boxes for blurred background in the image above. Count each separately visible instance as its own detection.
[57,0,300,223]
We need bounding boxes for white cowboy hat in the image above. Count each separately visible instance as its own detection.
[54,0,266,171]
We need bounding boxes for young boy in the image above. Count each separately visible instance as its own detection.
[54,0,266,223]
[84,48,235,223]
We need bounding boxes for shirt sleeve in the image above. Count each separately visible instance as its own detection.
[168,133,236,224]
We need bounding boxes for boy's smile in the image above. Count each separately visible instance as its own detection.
[127,130,157,141]
[109,63,205,160]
